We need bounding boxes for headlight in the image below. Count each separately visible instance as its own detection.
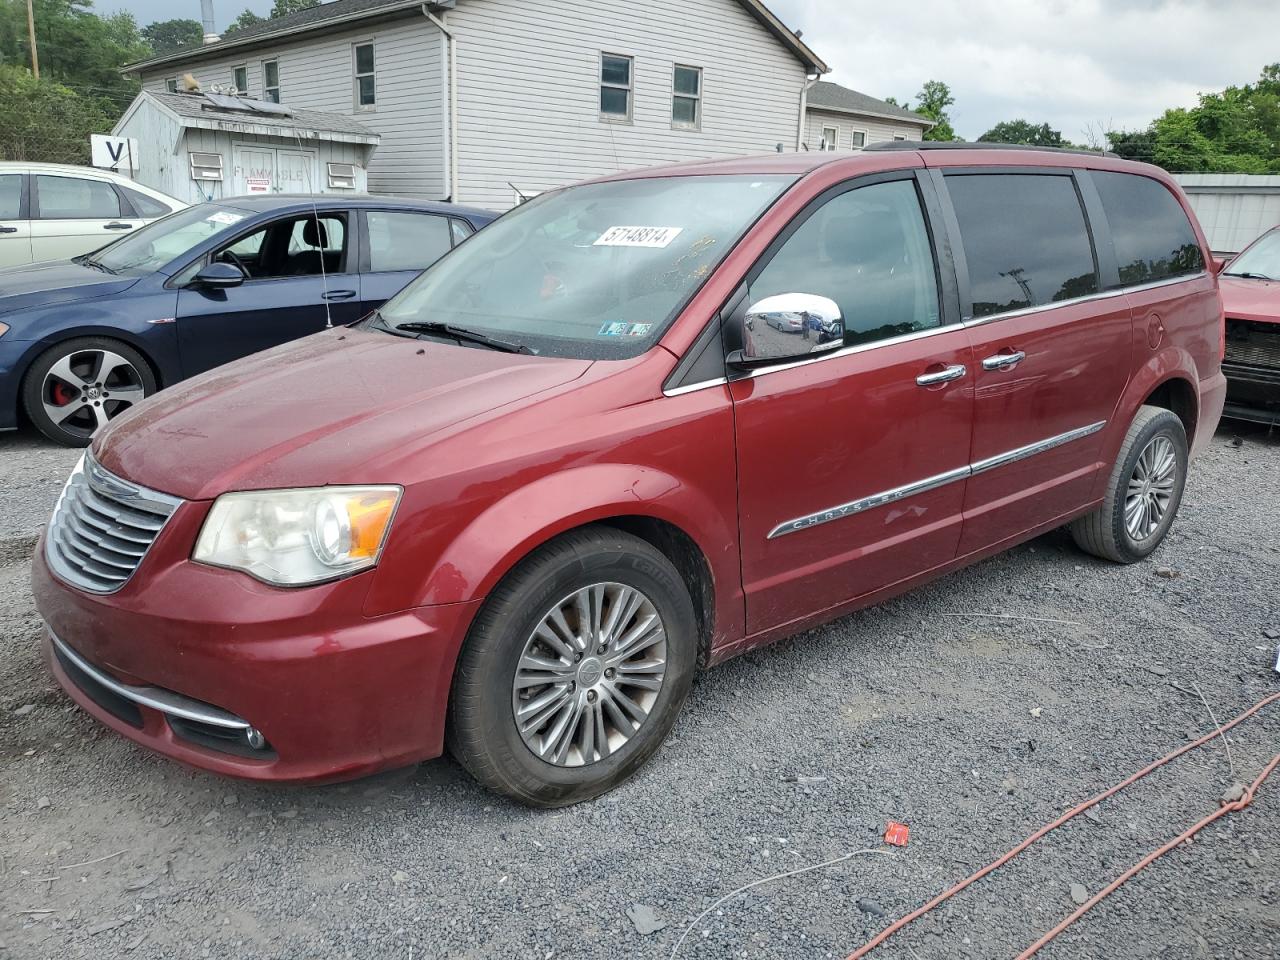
[193,486,401,586]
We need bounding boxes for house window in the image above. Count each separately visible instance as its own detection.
[893,135,907,141]
[672,64,702,128]
[263,60,280,103]
[821,126,838,151]
[232,64,247,93]
[599,53,632,120]
[354,43,376,108]
[165,77,178,93]
[850,130,867,149]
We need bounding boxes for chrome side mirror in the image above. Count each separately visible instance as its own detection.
[730,293,845,368]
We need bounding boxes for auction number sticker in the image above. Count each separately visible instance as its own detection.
[595,226,683,248]
[206,211,246,226]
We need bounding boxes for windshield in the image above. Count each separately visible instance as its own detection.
[375,174,795,358]
[91,204,251,277]
[1224,229,1280,280]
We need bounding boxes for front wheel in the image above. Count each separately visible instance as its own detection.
[1071,405,1188,563]
[446,526,698,807]
[21,337,156,447]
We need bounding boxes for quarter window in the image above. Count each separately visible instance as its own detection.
[821,126,838,151]
[600,53,632,119]
[1091,171,1204,286]
[35,175,121,219]
[749,179,941,345]
[672,65,701,128]
[367,211,452,272]
[946,174,1098,319]
[263,60,280,103]
[354,43,376,107]
[232,64,247,93]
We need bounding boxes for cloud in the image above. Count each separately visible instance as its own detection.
[770,0,1280,141]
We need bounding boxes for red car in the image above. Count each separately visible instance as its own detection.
[33,145,1226,806]
[1219,225,1280,424]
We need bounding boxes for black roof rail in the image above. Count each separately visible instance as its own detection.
[864,140,1120,160]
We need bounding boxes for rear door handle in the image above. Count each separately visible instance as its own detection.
[982,350,1026,371]
[322,289,357,301]
[916,364,967,386]
[103,221,133,230]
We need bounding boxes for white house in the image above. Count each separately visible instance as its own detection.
[123,0,828,209]
[803,80,933,152]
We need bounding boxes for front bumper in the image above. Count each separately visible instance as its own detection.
[33,537,481,783]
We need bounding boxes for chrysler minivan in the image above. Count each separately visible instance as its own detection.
[33,145,1226,806]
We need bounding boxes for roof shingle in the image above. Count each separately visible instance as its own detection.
[806,81,933,128]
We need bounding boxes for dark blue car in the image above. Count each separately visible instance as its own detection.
[0,195,495,445]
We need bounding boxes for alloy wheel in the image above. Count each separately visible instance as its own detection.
[511,582,668,767]
[1124,435,1177,541]
[42,349,147,440]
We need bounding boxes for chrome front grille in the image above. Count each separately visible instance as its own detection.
[44,454,183,594]
[1225,319,1280,370]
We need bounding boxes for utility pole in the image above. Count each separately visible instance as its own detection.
[26,0,39,79]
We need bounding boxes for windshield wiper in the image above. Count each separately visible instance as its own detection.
[392,320,534,354]
[73,255,117,275]
[1224,271,1275,281]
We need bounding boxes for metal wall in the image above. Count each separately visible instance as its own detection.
[1174,174,1280,255]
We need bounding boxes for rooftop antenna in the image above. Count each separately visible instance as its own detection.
[200,0,220,44]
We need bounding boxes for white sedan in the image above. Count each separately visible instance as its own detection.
[0,162,185,268]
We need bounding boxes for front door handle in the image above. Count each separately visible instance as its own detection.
[982,350,1026,371]
[322,289,357,301]
[0,226,17,234]
[916,364,967,386]
[103,221,133,230]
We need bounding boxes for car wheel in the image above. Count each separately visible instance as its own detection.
[446,525,698,807]
[21,337,156,447]
[1071,405,1188,563]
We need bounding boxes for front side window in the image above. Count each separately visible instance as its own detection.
[93,204,251,276]
[354,43,376,107]
[376,174,794,359]
[947,173,1098,318]
[1092,171,1204,286]
[0,174,21,219]
[263,60,280,103]
[748,179,941,346]
[672,65,701,128]
[210,214,349,279]
[120,186,172,218]
[232,64,248,93]
[600,53,632,119]
[1224,228,1280,281]
[367,211,452,272]
[35,175,121,219]
[822,126,838,151]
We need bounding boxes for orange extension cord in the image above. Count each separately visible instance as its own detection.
[845,692,1280,960]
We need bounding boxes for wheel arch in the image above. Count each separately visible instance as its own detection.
[20,327,166,391]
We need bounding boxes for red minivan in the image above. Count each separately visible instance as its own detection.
[33,145,1226,806]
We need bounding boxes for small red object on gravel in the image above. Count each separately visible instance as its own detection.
[884,822,910,846]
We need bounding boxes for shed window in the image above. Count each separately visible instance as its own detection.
[354,43,376,107]
[672,65,701,128]
[327,162,357,190]
[263,60,280,103]
[600,53,632,119]
[821,126,838,151]
[232,65,247,93]
[850,130,867,149]
[189,152,224,181]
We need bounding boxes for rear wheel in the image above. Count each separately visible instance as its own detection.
[1071,405,1188,563]
[446,526,698,807]
[21,337,156,447]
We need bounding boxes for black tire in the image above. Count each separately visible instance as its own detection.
[446,525,698,807]
[1071,405,1188,563]
[20,337,157,447]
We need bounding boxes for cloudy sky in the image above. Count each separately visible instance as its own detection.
[106,0,1278,140]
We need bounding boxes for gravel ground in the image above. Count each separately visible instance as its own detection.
[1,421,1278,960]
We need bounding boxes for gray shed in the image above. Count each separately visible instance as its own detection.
[112,89,380,204]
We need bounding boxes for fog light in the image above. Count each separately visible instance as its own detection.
[245,726,267,750]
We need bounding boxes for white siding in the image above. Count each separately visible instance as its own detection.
[139,16,445,200]
[447,0,809,209]
[1173,174,1280,254]
[803,107,927,152]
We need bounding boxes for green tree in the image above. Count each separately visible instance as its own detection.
[223,9,264,36]
[913,80,958,141]
[268,0,319,17]
[0,65,113,163]
[978,119,1064,147]
[142,17,202,55]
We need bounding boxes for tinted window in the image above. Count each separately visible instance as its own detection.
[947,174,1098,318]
[36,175,121,219]
[749,179,941,345]
[367,211,452,272]
[121,186,172,218]
[1092,171,1204,286]
[0,174,20,219]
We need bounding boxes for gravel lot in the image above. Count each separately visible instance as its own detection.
[2,421,1278,960]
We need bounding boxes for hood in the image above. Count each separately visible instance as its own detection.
[0,260,139,315]
[1220,275,1280,325]
[94,329,592,501]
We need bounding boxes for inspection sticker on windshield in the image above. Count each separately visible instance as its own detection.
[594,226,683,248]
[205,211,246,226]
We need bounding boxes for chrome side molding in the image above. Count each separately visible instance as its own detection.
[969,421,1106,475]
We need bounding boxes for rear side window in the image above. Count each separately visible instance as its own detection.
[947,174,1098,319]
[0,174,20,219]
[35,175,121,219]
[367,211,452,272]
[1092,171,1204,286]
